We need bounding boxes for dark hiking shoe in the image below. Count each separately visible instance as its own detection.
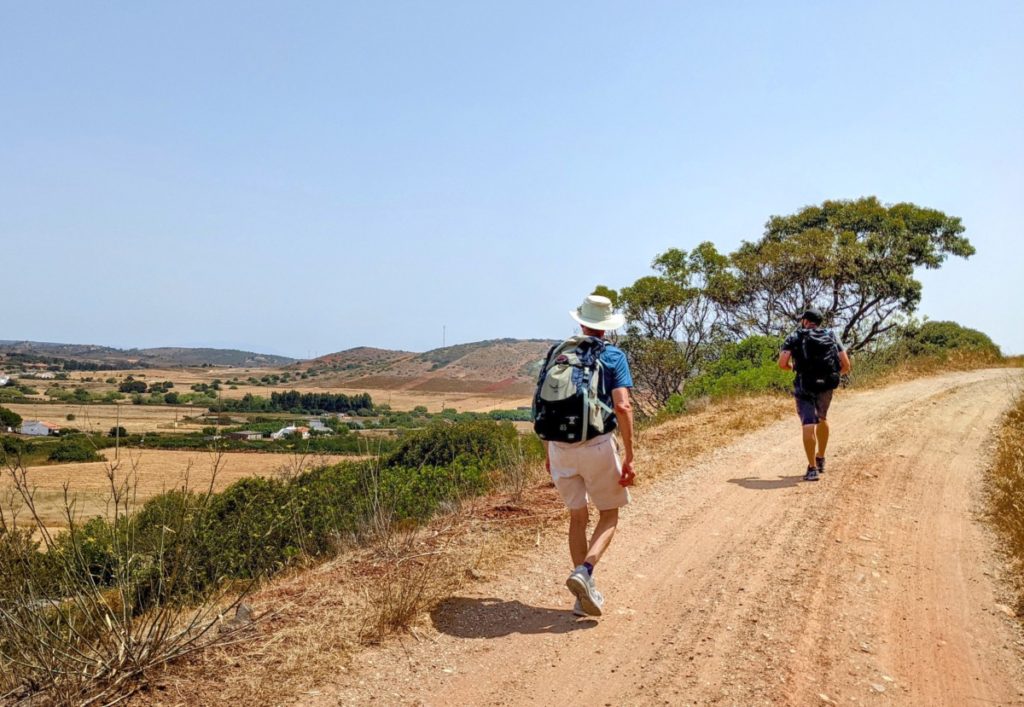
[816,456,825,474]
[803,465,820,482]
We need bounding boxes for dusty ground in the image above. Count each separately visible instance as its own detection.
[286,368,1024,706]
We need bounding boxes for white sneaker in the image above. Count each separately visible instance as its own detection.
[566,565,604,616]
[572,598,587,617]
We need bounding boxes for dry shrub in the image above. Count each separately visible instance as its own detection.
[990,392,1024,614]
[637,394,791,482]
[0,452,254,706]
[849,346,1008,389]
[494,438,545,503]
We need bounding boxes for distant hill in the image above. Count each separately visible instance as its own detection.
[305,338,555,395]
[0,340,295,368]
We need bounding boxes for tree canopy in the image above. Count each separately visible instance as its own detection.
[724,197,973,350]
[597,196,975,410]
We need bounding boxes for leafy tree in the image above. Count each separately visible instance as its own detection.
[108,426,128,438]
[0,406,22,429]
[724,197,974,351]
[611,242,731,411]
[119,380,147,394]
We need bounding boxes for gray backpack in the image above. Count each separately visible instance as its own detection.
[532,336,615,443]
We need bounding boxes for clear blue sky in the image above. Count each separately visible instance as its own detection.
[2,1,1022,357]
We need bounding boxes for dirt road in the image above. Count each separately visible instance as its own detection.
[309,369,1024,706]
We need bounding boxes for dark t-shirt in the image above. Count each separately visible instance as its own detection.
[781,328,844,395]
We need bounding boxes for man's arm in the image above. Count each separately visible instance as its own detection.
[839,350,852,375]
[778,350,794,371]
[612,387,635,486]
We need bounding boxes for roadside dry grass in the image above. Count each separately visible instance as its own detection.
[849,348,1018,389]
[637,394,792,482]
[989,391,1024,615]
[128,482,563,706]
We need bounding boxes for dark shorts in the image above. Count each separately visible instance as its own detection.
[794,389,833,425]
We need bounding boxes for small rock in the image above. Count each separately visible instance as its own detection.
[882,675,895,682]
[995,603,1016,617]
[871,683,886,693]
[818,693,835,704]
[859,642,874,654]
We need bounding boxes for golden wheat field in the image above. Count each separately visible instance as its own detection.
[3,402,208,434]
[1,447,353,533]
[52,369,529,413]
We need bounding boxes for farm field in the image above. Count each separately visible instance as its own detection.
[4,402,208,434]
[2,447,353,533]
[22,381,529,414]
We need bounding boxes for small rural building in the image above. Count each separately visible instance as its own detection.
[271,425,310,440]
[308,419,331,433]
[0,376,10,386]
[20,420,61,436]
[227,430,264,441]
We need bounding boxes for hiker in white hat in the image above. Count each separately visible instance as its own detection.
[533,294,635,617]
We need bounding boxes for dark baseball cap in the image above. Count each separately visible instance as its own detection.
[800,309,823,324]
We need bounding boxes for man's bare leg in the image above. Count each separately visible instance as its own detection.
[816,418,830,458]
[584,508,619,568]
[802,424,817,467]
[568,506,589,567]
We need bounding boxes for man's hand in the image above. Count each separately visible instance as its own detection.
[619,459,636,487]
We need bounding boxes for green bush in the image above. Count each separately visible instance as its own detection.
[198,477,297,580]
[662,336,792,413]
[0,406,22,429]
[48,438,101,462]
[386,419,518,469]
[906,320,1001,356]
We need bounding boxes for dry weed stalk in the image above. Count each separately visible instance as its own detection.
[990,388,1024,614]
[0,445,256,706]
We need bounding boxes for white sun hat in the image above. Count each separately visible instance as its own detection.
[569,294,626,331]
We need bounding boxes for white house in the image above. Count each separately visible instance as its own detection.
[0,376,10,386]
[20,420,61,436]
[270,425,310,440]
[308,419,331,433]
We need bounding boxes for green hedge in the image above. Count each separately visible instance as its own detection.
[6,419,541,613]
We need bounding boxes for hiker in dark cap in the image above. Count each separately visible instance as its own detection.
[778,309,851,481]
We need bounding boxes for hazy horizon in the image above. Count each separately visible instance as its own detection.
[3,2,1022,356]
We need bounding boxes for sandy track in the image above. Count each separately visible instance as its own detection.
[307,369,1024,706]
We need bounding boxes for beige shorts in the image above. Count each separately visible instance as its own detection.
[549,432,630,511]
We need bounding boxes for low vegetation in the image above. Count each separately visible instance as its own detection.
[0,419,543,703]
[990,393,1024,614]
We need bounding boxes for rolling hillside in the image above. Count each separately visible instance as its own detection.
[0,340,295,368]
[303,338,555,395]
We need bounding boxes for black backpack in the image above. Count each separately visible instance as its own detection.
[795,328,841,393]
[532,336,616,443]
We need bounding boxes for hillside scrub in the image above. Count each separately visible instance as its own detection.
[989,393,1024,614]
[653,321,1009,419]
[0,418,542,703]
